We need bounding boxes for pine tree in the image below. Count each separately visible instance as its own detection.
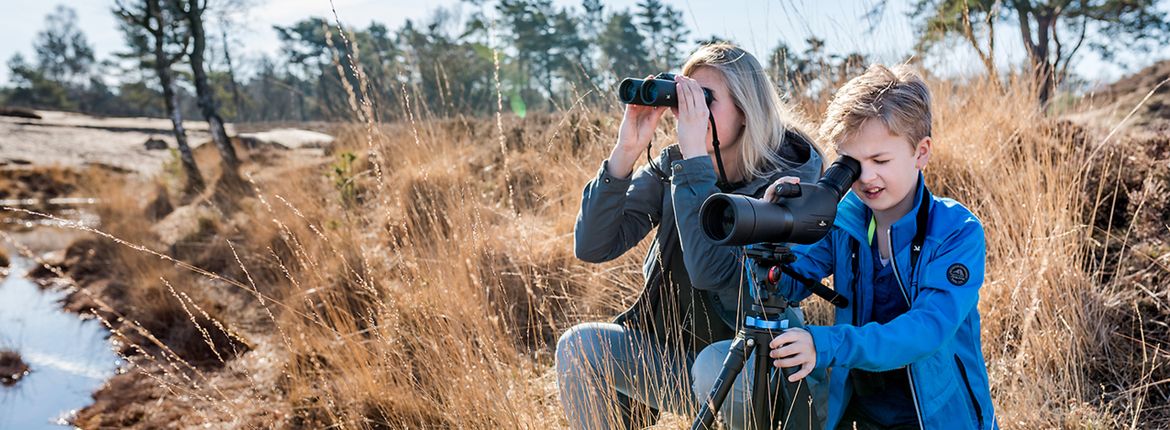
[634,0,666,70]
[661,5,689,69]
[600,10,652,84]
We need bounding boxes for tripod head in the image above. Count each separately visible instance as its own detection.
[744,243,849,313]
[744,243,798,314]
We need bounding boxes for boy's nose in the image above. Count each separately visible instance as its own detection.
[858,165,878,183]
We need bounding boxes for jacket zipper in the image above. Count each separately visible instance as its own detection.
[955,354,986,429]
[851,241,859,325]
[888,227,925,430]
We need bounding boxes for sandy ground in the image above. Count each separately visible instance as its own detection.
[0,110,224,176]
[0,110,336,177]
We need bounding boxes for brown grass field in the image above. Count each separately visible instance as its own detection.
[3,58,1168,429]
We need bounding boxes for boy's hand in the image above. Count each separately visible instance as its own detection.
[769,328,816,382]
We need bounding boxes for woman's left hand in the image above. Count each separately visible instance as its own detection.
[674,74,710,159]
[769,328,817,382]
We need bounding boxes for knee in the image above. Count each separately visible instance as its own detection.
[691,341,732,398]
[555,323,603,376]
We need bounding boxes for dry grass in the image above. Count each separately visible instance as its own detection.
[0,348,30,386]
[6,56,1167,429]
[0,165,83,200]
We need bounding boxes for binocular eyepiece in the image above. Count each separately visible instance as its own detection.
[618,72,713,107]
[700,156,862,246]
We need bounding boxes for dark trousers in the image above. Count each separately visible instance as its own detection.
[836,403,919,430]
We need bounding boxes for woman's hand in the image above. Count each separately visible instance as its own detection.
[674,74,711,159]
[762,177,801,202]
[769,328,817,382]
[609,75,668,178]
[616,103,668,152]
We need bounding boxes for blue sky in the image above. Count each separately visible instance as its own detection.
[0,0,1165,88]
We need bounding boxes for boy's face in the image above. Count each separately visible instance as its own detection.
[838,119,931,217]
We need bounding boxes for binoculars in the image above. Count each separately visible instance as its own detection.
[618,72,713,107]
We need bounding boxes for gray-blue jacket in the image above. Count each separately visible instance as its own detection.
[574,131,824,351]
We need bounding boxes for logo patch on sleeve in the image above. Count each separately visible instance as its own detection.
[947,264,970,286]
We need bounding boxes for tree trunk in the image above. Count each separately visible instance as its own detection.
[184,0,240,180]
[1033,13,1054,107]
[149,0,203,193]
[220,27,243,120]
[297,86,306,121]
[1016,5,1055,107]
[960,1,999,89]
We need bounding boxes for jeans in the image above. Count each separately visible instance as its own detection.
[555,322,697,429]
[556,307,824,430]
[691,306,827,430]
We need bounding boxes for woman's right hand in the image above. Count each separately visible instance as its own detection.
[616,103,668,153]
[608,76,668,179]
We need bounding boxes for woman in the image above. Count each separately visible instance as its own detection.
[556,43,824,429]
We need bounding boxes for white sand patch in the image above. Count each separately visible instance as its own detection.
[0,109,224,175]
[237,128,334,149]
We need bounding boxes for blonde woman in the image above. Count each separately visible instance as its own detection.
[557,43,825,429]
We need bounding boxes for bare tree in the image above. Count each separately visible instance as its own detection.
[179,0,241,182]
[220,25,243,118]
[906,0,1170,106]
[115,0,204,193]
[214,0,256,119]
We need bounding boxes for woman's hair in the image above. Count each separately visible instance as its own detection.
[681,43,819,179]
[819,64,932,151]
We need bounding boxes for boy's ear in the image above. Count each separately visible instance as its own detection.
[915,136,932,170]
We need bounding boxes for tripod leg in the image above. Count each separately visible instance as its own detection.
[690,334,750,430]
[775,369,816,430]
[749,328,819,430]
[751,330,776,430]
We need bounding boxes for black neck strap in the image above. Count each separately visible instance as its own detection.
[709,112,730,187]
[643,112,731,186]
[849,239,861,325]
[849,183,931,308]
[909,185,931,280]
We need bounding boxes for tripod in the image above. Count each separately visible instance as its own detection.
[691,244,848,430]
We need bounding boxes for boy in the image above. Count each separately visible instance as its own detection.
[763,64,997,429]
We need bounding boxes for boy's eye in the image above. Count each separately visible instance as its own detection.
[874,159,889,165]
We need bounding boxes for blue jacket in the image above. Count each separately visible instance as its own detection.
[776,174,997,430]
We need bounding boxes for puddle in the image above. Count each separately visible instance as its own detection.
[0,256,121,428]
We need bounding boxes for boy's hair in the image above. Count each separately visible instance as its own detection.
[819,64,932,151]
[682,43,821,178]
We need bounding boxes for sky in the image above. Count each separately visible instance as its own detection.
[0,0,1165,88]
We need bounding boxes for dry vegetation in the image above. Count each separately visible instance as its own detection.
[3,66,1167,429]
[0,348,30,386]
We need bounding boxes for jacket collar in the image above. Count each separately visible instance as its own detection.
[737,132,826,196]
[665,129,825,196]
[835,172,931,251]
